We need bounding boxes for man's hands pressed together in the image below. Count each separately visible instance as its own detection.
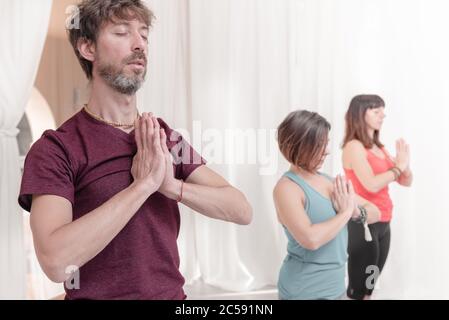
[131,112,182,200]
[131,112,166,193]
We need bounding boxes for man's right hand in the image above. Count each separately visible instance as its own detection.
[131,112,167,193]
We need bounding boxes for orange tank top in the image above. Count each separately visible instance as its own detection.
[344,148,395,222]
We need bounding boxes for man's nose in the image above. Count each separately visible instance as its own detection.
[132,33,146,53]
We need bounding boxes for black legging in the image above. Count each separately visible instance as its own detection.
[347,221,391,300]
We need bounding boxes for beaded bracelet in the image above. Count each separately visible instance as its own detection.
[353,205,372,242]
[353,205,367,225]
[389,167,402,180]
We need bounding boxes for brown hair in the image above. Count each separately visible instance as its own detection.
[342,94,385,149]
[67,0,155,79]
[277,110,331,172]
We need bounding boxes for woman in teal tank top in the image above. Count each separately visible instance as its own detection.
[273,110,381,300]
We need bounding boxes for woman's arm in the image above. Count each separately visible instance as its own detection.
[273,176,353,251]
[383,145,413,187]
[354,194,381,224]
[343,140,396,193]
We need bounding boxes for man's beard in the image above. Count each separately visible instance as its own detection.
[98,54,147,96]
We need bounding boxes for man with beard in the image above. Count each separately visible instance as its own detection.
[18,0,252,300]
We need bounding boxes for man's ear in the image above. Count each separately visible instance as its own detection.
[77,38,96,62]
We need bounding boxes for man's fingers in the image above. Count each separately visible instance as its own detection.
[153,115,160,131]
[152,116,161,150]
[142,113,148,151]
[153,117,160,136]
[134,116,142,151]
[160,128,170,154]
[147,113,154,138]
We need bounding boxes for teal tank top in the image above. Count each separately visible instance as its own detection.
[278,171,348,300]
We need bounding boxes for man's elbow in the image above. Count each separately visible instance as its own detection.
[229,190,253,225]
[234,198,253,225]
[39,254,71,283]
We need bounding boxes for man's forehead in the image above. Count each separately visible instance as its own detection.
[105,19,149,29]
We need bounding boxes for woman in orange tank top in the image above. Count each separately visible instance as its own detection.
[342,95,413,300]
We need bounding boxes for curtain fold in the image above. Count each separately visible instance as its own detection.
[0,0,53,299]
[143,0,292,292]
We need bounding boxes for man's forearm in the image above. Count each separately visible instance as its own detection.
[45,182,153,282]
[164,180,252,225]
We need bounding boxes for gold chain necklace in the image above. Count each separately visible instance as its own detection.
[83,104,140,129]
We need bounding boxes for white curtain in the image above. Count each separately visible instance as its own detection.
[23,88,63,300]
[0,0,53,299]
[141,0,449,299]
[141,0,290,291]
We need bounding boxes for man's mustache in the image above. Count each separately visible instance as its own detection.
[123,52,147,65]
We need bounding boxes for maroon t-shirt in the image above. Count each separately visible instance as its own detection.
[18,108,206,300]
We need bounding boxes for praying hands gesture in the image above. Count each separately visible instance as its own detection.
[131,112,180,199]
[130,112,252,224]
[394,138,410,173]
[393,138,413,186]
[131,113,167,192]
[331,175,357,218]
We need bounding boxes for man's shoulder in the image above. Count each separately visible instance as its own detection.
[30,110,84,155]
[56,108,84,133]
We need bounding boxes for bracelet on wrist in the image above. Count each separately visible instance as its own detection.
[389,167,401,180]
[176,180,184,202]
[352,205,367,224]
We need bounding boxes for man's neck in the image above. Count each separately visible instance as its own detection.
[87,78,140,126]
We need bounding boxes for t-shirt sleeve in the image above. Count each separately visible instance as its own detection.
[158,118,207,181]
[18,131,76,212]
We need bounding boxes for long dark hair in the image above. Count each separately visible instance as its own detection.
[342,94,385,149]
